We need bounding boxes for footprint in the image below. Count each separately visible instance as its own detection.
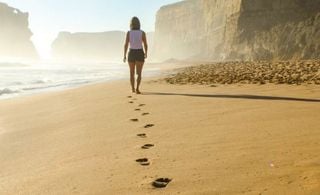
[144,124,154,128]
[136,158,150,166]
[139,104,146,107]
[152,178,172,188]
[137,133,147,138]
[142,112,150,116]
[141,144,154,149]
[130,118,139,122]
[135,108,141,111]
[127,96,132,98]
[129,101,134,104]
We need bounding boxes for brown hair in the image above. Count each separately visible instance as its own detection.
[130,16,141,30]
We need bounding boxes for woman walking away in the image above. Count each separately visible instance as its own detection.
[123,16,148,94]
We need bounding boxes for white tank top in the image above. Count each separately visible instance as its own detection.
[129,30,143,49]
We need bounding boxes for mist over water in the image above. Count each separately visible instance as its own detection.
[0,62,160,99]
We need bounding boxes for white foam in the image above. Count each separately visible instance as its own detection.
[0,62,160,100]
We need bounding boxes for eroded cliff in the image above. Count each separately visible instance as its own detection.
[0,3,37,60]
[154,0,320,61]
[52,31,125,62]
[52,31,154,62]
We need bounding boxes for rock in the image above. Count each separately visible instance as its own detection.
[153,0,320,61]
[0,3,38,60]
[52,31,154,62]
[164,60,320,85]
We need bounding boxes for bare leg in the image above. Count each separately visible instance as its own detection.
[135,61,144,94]
[128,62,136,93]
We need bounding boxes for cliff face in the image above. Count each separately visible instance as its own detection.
[154,0,320,61]
[0,3,37,60]
[52,31,125,62]
[229,1,320,60]
[52,31,153,62]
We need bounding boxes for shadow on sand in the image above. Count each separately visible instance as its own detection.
[144,92,320,103]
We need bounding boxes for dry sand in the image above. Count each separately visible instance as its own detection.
[0,78,319,194]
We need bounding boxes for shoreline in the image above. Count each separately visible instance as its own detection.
[0,63,319,194]
[0,61,166,101]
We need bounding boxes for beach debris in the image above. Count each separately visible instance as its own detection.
[144,124,154,128]
[136,158,150,166]
[141,144,154,149]
[130,118,139,122]
[152,178,172,188]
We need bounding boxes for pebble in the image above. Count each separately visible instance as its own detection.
[164,60,320,85]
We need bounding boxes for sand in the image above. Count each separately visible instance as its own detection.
[0,77,319,194]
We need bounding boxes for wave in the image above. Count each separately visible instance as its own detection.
[32,79,52,84]
[9,81,24,86]
[0,88,19,96]
[0,62,160,100]
[0,62,29,67]
[22,80,91,91]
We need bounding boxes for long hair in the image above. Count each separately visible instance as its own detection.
[130,17,141,30]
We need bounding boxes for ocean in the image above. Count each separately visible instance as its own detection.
[0,62,160,99]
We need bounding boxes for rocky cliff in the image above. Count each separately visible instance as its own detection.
[154,0,320,61]
[52,31,154,62]
[52,31,125,62]
[0,3,37,60]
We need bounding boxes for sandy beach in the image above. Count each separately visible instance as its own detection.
[0,71,320,194]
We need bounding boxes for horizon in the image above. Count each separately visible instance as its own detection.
[0,0,182,59]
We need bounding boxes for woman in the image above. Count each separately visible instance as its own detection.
[123,16,148,94]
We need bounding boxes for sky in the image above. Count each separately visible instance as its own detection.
[1,0,181,59]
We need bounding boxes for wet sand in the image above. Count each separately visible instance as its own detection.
[0,75,319,194]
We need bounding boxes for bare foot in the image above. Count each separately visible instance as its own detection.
[132,88,136,93]
[136,89,141,94]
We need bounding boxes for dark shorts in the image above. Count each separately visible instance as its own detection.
[128,49,145,63]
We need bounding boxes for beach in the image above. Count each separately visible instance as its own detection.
[0,67,320,194]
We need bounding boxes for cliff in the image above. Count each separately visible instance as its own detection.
[52,31,154,62]
[154,0,320,61]
[52,31,125,62]
[0,3,37,61]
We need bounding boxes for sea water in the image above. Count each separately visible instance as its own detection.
[0,62,160,99]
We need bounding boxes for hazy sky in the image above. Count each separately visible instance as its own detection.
[1,0,181,58]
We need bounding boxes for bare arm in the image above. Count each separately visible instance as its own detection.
[123,32,129,62]
[142,31,148,59]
